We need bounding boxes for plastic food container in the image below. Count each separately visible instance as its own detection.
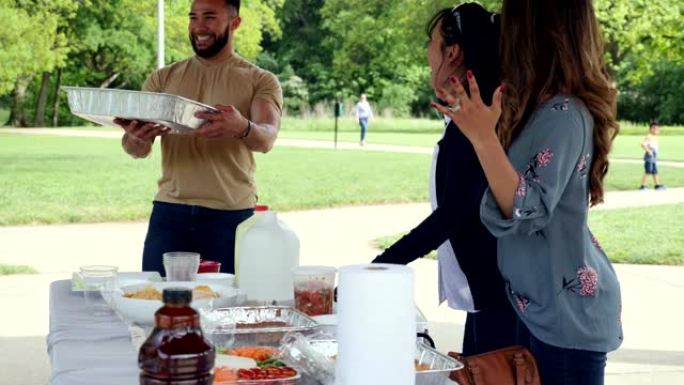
[292,266,336,316]
[62,86,216,133]
[278,337,464,385]
[203,306,320,349]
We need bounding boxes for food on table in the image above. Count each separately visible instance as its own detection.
[124,285,218,300]
[214,367,239,383]
[215,354,258,369]
[237,367,298,380]
[192,285,219,300]
[213,346,298,383]
[124,285,160,300]
[294,285,334,316]
[225,346,279,362]
[236,321,288,329]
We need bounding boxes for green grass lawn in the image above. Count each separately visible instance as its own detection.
[0,264,37,275]
[27,119,684,161]
[0,133,429,225]
[589,204,684,265]
[605,162,684,190]
[1,132,683,225]
[376,204,684,265]
[611,135,684,162]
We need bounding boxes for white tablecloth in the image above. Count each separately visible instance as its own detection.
[48,279,139,385]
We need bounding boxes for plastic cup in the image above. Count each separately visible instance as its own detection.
[292,266,336,316]
[163,252,200,281]
[80,265,118,316]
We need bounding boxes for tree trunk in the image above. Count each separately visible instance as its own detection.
[99,73,120,88]
[35,72,51,127]
[10,77,30,127]
[52,68,63,127]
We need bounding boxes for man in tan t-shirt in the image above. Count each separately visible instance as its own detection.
[114,0,282,275]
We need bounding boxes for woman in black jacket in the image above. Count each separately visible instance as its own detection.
[372,3,516,356]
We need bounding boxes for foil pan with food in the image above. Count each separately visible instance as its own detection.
[62,86,217,133]
[277,334,464,385]
[202,306,320,348]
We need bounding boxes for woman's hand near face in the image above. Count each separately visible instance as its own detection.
[431,70,503,149]
[431,71,518,218]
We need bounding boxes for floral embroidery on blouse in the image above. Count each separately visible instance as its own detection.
[560,266,599,296]
[577,153,590,175]
[551,98,570,111]
[516,174,527,197]
[535,149,554,168]
[515,294,530,312]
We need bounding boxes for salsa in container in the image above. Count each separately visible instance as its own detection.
[292,266,336,316]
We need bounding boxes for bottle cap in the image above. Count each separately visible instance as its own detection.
[255,205,269,212]
[162,288,192,305]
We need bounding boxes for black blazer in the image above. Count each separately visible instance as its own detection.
[373,120,508,310]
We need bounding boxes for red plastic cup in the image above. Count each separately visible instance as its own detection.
[197,259,221,273]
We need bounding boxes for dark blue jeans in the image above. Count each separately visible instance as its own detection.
[462,302,519,356]
[359,118,369,142]
[142,201,254,276]
[516,316,607,385]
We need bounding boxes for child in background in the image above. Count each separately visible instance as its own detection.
[640,121,665,190]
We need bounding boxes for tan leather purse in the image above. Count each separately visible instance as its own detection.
[448,345,541,385]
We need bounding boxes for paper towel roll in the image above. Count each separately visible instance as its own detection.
[336,264,416,385]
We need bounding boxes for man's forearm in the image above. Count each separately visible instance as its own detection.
[241,121,278,153]
[121,133,153,158]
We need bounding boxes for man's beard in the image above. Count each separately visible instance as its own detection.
[190,26,230,59]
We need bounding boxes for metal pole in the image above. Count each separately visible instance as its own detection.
[334,101,339,150]
[157,0,165,69]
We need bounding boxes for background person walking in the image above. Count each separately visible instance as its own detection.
[640,121,666,190]
[355,94,373,146]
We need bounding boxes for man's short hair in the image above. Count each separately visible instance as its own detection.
[226,0,240,14]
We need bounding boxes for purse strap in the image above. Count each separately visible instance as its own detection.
[514,353,526,385]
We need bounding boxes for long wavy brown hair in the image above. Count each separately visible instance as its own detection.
[498,0,618,206]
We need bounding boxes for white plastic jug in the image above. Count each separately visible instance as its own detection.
[235,206,300,304]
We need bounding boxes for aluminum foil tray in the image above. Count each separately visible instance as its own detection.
[300,340,464,385]
[203,306,321,348]
[62,86,217,134]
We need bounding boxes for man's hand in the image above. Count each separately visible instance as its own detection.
[194,104,249,139]
[114,118,168,158]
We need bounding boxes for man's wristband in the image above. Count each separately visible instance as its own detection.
[238,120,252,139]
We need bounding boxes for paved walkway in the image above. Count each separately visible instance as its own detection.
[2,202,684,384]
[1,127,684,384]
[3,127,684,168]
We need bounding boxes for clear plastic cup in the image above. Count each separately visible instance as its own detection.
[80,265,118,316]
[292,266,337,316]
[163,252,200,281]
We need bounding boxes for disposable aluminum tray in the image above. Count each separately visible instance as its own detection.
[62,86,217,133]
[203,306,321,348]
[306,340,463,385]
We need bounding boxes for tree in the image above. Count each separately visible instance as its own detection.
[0,0,77,126]
[317,0,501,114]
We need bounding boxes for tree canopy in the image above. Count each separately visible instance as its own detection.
[0,0,682,126]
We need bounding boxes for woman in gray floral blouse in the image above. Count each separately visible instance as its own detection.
[431,1,623,384]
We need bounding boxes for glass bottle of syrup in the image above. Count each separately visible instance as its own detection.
[139,288,215,385]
